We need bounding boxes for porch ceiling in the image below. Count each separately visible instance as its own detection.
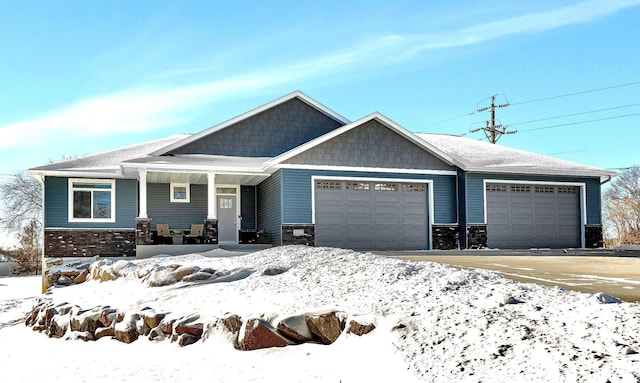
[146,171,270,186]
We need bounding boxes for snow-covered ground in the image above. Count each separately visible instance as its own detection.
[1,246,639,382]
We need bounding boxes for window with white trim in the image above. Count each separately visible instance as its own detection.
[170,183,190,203]
[69,179,116,222]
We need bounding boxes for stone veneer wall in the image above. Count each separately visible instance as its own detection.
[203,219,219,244]
[136,218,153,245]
[282,224,315,246]
[585,224,604,248]
[466,225,487,249]
[45,229,135,258]
[432,225,459,250]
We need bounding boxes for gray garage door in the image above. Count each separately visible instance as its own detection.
[486,183,581,249]
[314,180,428,250]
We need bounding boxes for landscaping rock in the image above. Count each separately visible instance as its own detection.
[74,269,89,284]
[99,308,117,327]
[221,314,243,334]
[95,327,115,340]
[306,311,346,344]
[347,320,376,336]
[238,318,289,351]
[70,309,101,334]
[160,319,176,335]
[277,315,313,343]
[175,321,204,337]
[47,316,68,338]
[57,275,75,286]
[114,313,140,344]
[181,271,213,283]
[178,333,200,347]
[174,265,200,281]
[141,312,166,332]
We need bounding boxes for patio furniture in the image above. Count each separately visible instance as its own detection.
[156,224,176,244]
[184,224,204,244]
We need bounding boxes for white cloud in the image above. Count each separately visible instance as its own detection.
[1,0,637,149]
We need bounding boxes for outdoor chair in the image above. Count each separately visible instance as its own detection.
[156,224,174,244]
[184,224,204,244]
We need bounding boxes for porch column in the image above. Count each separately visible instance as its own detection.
[138,169,148,219]
[207,172,217,219]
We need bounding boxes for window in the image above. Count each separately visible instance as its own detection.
[535,186,555,193]
[346,182,370,190]
[486,184,507,192]
[316,181,342,190]
[170,183,190,203]
[511,185,531,193]
[558,186,578,194]
[402,183,426,192]
[374,183,398,191]
[69,179,116,222]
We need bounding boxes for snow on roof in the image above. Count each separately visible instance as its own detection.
[416,133,616,179]
[30,134,191,174]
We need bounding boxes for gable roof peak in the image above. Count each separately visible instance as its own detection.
[150,91,351,156]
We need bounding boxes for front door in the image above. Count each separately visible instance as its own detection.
[217,194,237,243]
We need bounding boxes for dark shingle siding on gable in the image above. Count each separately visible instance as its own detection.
[283,120,456,171]
[168,98,343,157]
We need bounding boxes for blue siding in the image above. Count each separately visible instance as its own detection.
[457,170,467,244]
[241,185,256,230]
[465,173,603,225]
[147,183,207,230]
[280,168,457,224]
[257,170,282,245]
[44,176,137,229]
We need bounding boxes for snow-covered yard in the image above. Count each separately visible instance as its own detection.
[1,246,639,382]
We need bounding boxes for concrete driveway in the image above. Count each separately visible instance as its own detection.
[392,254,640,303]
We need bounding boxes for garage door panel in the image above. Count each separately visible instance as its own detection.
[315,180,427,250]
[487,183,580,249]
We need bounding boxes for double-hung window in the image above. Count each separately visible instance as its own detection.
[68,179,116,222]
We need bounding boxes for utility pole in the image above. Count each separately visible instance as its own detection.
[470,95,516,144]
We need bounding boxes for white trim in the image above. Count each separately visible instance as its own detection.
[149,91,351,156]
[138,170,148,219]
[170,183,191,203]
[267,112,461,169]
[275,163,458,176]
[207,173,217,219]
[215,184,240,244]
[68,178,117,223]
[482,179,587,248]
[311,175,434,250]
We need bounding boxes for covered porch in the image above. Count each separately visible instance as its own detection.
[124,155,275,250]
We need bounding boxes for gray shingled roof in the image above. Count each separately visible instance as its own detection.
[30,134,191,174]
[416,133,615,179]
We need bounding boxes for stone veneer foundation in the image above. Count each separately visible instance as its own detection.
[44,229,135,258]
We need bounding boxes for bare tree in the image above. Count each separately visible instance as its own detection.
[12,220,41,274]
[603,166,640,246]
[0,171,42,232]
[0,171,43,273]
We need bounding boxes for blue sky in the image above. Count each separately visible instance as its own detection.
[1,0,639,245]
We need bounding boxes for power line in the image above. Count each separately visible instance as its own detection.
[509,102,640,126]
[517,112,640,133]
[510,81,640,106]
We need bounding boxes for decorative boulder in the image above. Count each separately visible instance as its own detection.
[74,269,89,284]
[347,319,376,336]
[174,265,200,281]
[99,308,117,327]
[181,271,213,283]
[114,313,140,344]
[306,311,346,345]
[70,309,101,334]
[238,319,289,351]
[95,327,115,340]
[277,315,313,343]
